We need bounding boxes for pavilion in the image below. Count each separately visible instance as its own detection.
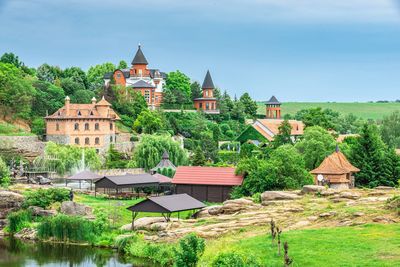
[66,170,102,190]
[127,193,205,229]
[150,151,176,173]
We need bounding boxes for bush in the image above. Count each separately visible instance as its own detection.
[7,209,33,233]
[37,214,96,243]
[0,156,11,186]
[252,192,262,204]
[174,233,205,267]
[23,188,70,209]
[212,252,260,267]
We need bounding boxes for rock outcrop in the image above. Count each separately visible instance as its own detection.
[301,185,326,194]
[60,201,93,217]
[0,190,24,229]
[261,191,300,204]
[29,206,57,217]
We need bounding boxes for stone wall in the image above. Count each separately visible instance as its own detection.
[0,136,45,161]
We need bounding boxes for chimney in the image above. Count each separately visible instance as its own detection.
[65,96,70,116]
[91,97,97,105]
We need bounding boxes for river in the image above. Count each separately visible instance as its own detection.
[0,237,155,267]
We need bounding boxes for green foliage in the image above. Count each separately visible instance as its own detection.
[117,60,128,69]
[386,195,400,215]
[381,111,400,148]
[31,117,46,136]
[165,70,191,104]
[239,93,258,118]
[252,192,262,204]
[236,125,267,144]
[190,81,202,101]
[37,63,62,83]
[191,146,206,166]
[1,52,23,68]
[0,62,35,118]
[295,107,339,130]
[295,126,336,170]
[130,135,188,171]
[62,66,88,89]
[111,88,148,127]
[41,142,101,175]
[37,214,96,243]
[272,119,293,148]
[7,209,33,233]
[174,233,205,267]
[105,144,127,169]
[212,252,260,267]
[0,156,11,186]
[0,122,32,136]
[23,188,70,209]
[93,208,111,234]
[236,145,313,195]
[87,62,115,90]
[133,110,164,134]
[31,80,65,117]
[70,89,95,104]
[218,151,240,165]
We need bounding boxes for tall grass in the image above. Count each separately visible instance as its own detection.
[7,209,33,233]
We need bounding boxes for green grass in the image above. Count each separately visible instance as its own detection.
[0,122,33,136]
[201,223,400,267]
[257,102,400,120]
[75,193,195,227]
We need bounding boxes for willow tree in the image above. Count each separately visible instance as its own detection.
[129,135,188,171]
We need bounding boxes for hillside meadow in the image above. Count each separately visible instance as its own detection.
[257,102,400,120]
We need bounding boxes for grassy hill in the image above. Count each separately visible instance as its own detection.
[257,102,400,120]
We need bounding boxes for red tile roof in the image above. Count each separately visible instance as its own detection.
[172,166,244,186]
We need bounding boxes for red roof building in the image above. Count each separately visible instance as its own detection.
[172,166,244,202]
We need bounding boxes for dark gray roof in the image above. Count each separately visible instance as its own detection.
[68,170,102,180]
[127,194,205,213]
[121,69,131,78]
[131,45,148,65]
[202,70,215,89]
[103,72,113,79]
[265,96,281,105]
[95,173,159,186]
[193,97,217,101]
[130,80,155,88]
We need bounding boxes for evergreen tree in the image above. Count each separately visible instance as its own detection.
[190,81,202,101]
[192,146,206,166]
[239,92,258,117]
[105,145,127,169]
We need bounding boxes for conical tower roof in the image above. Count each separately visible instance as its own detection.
[131,44,148,65]
[265,96,281,105]
[310,149,360,175]
[202,70,215,89]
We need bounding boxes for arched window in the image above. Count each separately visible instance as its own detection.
[85,137,90,145]
[85,123,89,131]
[56,123,60,131]
[95,137,100,145]
[110,123,113,130]
[95,123,99,130]
[110,136,113,143]
[74,137,80,144]
[74,123,79,131]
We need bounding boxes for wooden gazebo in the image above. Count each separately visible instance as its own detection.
[66,170,102,190]
[310,147,360,189]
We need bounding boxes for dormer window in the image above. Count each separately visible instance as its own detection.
[58,111,61,116]
[90,111,94,116]
[77,111,82,116]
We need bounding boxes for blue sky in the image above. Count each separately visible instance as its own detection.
[1,0,400,102]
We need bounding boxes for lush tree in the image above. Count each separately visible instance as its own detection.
[190,81,202,101]
[239,142,260,159]
[381,111,400,148]
[37,63,62,83]
[111,87,147,127]
[117,60,128,69]
[0,63,35,118]
[60,77,85,96]
[31,80,65,117]
[230,101,245,122]
[129,135,188,170]
[191,146,206,166]
[295,108,339,130]
[71,89,96,104]
[133,110,164,134]
[31,118,46,136]
[0,156,11,185]
[162,88,177,104]
[105,145,127,169]
[336,113,364,134]
[62,67,88,89]
[239,92,258,117]
[295,126,336,170]
[273,120,293,148]
[87,62,115,91]
[349,123,398,187]
[165,70,191,104]
[235,145,312,196]
[0,52,23,68]
[219,90,234,116]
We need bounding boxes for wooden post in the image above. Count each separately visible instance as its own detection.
[131,211,138,230]
[79,180,81,189]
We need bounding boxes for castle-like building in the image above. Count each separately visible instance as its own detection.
[103,45,167,108]
[194,70,219,114]
[45,96,120,151]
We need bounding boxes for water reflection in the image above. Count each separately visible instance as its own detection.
[0,237,154,267]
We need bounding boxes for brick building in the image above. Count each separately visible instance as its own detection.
[193,70,219,114]
[45,96,120,151]
[103,45,166,109]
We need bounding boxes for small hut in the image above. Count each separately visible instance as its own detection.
[151,151,176,174]
[310,147,360,189]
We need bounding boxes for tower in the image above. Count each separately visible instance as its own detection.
[193,70,218,113]
[130,44,149,77]
[201,70,215,98]
[265,96,281,119]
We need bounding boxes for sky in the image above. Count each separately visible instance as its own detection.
[1,0,400,102]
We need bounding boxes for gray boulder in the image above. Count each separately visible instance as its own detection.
[0,190,24,209]
[339,191,361,200]
[29,206,57,217]
[301,185,326,194]
[60,201,93,216]
[261,191,300,203]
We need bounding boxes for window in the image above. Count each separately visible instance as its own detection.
[77,110,82,116]
[144,90,150,103]
[74,123,79,131]
[56,123,59,131]
[206,103,210,110]
[58,111,61,116]
[110,136,113,143]
[90,111,94,116]
[116,73,121,78]
[85,123,89,131]
[199,103,203,109]
[110,123,113,130]
[74,137,80,144]
[85,137,90,145]
[95,137,100,145]
[205,90,208,97]
[138,69,142,76]
[95,123,99,130]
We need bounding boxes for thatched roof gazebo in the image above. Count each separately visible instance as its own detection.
[310,147,360,189]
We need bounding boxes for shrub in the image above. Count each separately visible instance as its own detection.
[0,156,11,186]
[93,208,110,234]
[252,192,262,204]
[212,252,260,267]
[7,209,33,233]
[174,233,205,267]
[37,214,96,243]
[23,188,70,209]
